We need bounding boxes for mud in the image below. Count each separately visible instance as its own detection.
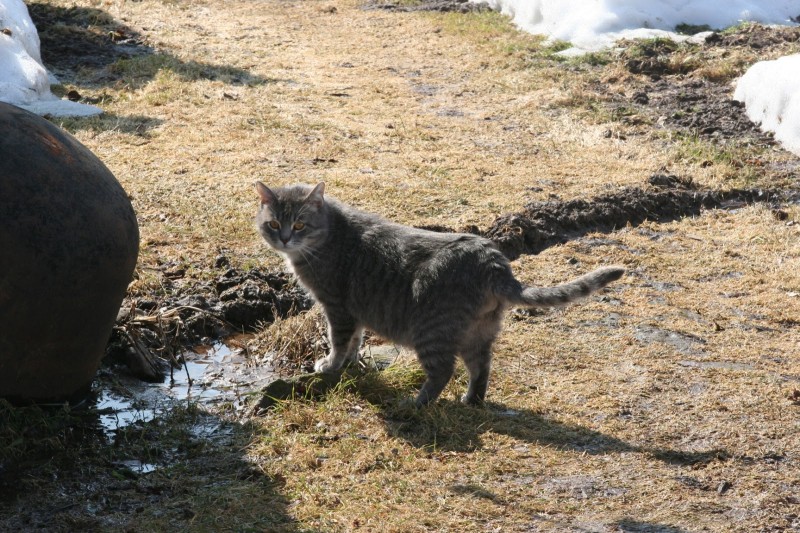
[704,24,800,49]
[606,24,800,146]
[107,264,312,382]
[639,78,763,140]
[0,404,283,533]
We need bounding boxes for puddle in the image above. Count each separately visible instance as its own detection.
[96,390,156,430]
[116,459,158,474]
[361,344,404,370]
[98,339,406,444]
[95,339,279,439]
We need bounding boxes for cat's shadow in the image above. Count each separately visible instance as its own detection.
[379,399,634,454]
[359,384,727,467]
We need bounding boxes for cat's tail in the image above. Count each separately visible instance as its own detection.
[508,266,625,309]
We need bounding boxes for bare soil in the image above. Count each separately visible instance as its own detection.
[3,1,800,532]
[610,26,800,145]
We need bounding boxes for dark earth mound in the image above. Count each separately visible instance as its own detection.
[364,0,491,13]
[484,174,797,260]
[423,174,797,261]
[704,24,800,49]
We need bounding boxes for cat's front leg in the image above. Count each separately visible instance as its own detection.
[344,326,364,364]
[314,312,361,373]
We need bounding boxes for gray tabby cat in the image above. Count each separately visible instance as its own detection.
[255,182,624,406]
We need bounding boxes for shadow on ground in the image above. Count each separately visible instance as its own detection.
[27,1,274,128]
[29,2,271,87]
[56,112,165,137]
[311,372,732,468]
[378,398,729,469]
[0,400,299,532]
[614,519,688,533]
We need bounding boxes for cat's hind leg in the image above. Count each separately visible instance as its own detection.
[459,305,503,405]
[460,339,494,405]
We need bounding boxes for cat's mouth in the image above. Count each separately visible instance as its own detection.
[274,240,300,253]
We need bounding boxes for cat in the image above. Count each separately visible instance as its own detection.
[255,182,625,406]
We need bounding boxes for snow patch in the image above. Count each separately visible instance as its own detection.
[734,54,800,157]
[0,0,101,116]
[472,0,799,53]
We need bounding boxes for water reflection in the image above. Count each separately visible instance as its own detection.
[95,339,277,437]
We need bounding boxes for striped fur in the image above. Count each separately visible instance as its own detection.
[256,182,625,406]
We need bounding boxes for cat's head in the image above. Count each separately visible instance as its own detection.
[255,182,329,257]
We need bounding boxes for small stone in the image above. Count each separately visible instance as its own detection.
[632,91,649,104]
[788,388,800,405]
[772,209,789,221]
[717,480,731,495]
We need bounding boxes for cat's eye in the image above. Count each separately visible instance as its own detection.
[293,221,305,231]
[268,220,280,229]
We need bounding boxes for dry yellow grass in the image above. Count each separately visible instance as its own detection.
[9,0,800,531]
[56,0,705,268]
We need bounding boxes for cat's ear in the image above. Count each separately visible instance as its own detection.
[305,182,325,209]
[255,181,276,206]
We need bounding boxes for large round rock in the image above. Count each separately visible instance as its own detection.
[0,102,139,401]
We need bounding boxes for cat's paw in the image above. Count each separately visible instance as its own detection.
[314,356,339,373]
[461,393,486,407]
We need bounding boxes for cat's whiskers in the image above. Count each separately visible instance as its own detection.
[299,243,324,263]
[294,244,322,277]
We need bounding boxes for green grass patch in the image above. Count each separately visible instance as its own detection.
[671,133,763,184]
[0,400,81,461]
[675,22,713,35]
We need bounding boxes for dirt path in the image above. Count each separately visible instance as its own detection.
[3,1,800,532]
